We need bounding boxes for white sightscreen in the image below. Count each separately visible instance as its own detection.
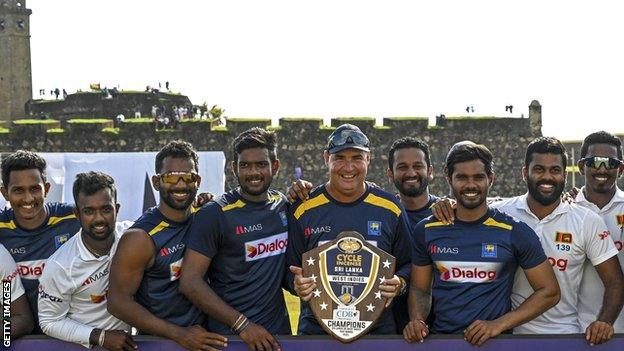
[0,152,226,222]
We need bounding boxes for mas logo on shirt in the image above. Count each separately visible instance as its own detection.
[235,223,263,235]
[481,243,497,258]
[555,232,573,244]
[245,232,287,261]
[169,258,183,281]
[367,221,381,236]
[54,234,70,249]
[279,211,288,226]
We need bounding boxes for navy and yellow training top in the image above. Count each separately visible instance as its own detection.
[187,189,290,335]
[411,208,546,334]
[0,202,80,332]
[131,207,204,328]
[287,184,412,335]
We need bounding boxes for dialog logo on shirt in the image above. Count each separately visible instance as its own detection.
[17,259,46,279]
[436,261,501,283]
[245,232,288,261]
[555,232,573,244]
[169,258,183,281]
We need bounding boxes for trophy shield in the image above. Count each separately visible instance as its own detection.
[302,231,396,342]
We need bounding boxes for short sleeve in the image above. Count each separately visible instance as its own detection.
[392,210,413,279]
[411,220,432,266]
[582,212,618,266]
[512,221,547,269]
[187,204,223,259]
[0,245,25,302]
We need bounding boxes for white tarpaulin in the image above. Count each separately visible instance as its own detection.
[0,152,226,222]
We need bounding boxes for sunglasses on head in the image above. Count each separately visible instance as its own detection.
[580,156,623,170]
[328,130,370,150]
[159,171,199,184]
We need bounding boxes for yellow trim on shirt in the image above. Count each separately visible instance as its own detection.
[47,214,76,226]
[294,194,330,220]
[483,218,512,231]
[363,193,401,217]
[424,221,448,228]
[222,199,246,212]
[0,220,16,230]
[148,221,170,236]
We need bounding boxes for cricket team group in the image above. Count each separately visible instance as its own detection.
[1,123,623,351]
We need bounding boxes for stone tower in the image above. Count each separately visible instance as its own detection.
[0,0,32,122]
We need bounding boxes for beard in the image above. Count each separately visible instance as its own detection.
[393,175,429,198]
[82,222,114,241]
[453,188,487,210]
[239,176,272,197]
[161,188,198,210]
[527,178,565,206]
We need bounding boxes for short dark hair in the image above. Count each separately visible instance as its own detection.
[580,131,623,160]
[525,137,567,169]
[155,140,199,173]
[1,150,47,187]
[445,142,494,177]
[72,171,117,205]
[232,127,277,162]
[388,137,431,170]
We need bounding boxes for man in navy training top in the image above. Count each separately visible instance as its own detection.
[107,140,227,351]
[385,137,439,332]
[404,142,560,346]
[286,136,440,333]
[288,124,412,335]
[0,150,81,333]
[181,127,289,351]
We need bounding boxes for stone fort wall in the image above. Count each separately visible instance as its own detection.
[2,100,621,196]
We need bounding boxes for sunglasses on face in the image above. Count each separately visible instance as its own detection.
[158,171,199,184]
[580,156,623,170]
[328,130,370,150]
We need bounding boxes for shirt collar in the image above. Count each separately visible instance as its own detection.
[577,186,624,211]
[516,192,570,220]
[76,227,119,262]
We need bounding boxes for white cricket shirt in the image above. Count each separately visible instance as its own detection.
[491,194,617,334]
[1,243,26,302]
[575,187,624,332]
[38,221,132,348]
